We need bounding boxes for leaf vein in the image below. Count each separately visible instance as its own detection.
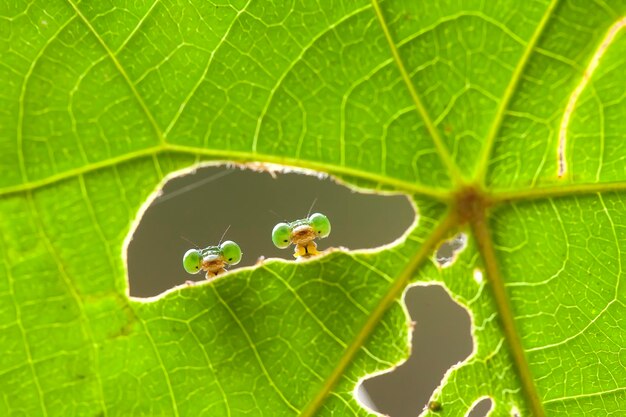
[251,4,373,155]
[0,235,49,417]
[163,0,253,138]
[371,0,462,183]
[299,213,456,417]
[65,0,165,145]
[17,15,77,183]
[211,285,301,414]
[26,192,109,416]
[0,145,451,200]
[476,0,560,183]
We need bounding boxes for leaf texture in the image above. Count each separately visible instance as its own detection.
[1,1,626,416]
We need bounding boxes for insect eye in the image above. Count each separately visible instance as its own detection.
[182,249,202,274]
[219,240,242,265]
[272,223,292,249]
[308,213,331,238]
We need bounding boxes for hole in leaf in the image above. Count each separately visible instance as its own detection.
[127,164,415,297]
[435,233,467,267]
[511,405,521,417]
[360,285,473,416]
[354,384,378,414]
[467,397,493,417]
[473,268,484,284]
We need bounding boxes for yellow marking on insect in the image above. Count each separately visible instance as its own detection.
[558,17,626,178]
[294,241,320,258]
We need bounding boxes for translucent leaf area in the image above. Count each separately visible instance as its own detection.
[1,1,626,416]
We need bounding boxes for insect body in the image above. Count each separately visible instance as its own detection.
[272,213,331,258]
[183,240,242,279]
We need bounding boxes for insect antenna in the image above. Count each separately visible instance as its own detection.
[268,209,288,222]
[217,225,231,246]
[306,197,318,218]
[180,235,200,249]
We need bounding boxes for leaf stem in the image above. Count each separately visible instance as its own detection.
[299,212,457,417]
[371,0,463,185]
[471,214,545,417]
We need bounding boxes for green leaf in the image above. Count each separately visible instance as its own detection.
[2,1,625,416]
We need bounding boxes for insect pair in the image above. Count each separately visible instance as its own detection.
[182,213,331,279]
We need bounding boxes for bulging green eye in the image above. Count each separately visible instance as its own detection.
[272,223,292,248]
[309,213,330,238]
[183,249,202,274]
[220,240,242,265]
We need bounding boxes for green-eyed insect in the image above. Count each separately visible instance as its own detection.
[183,240,242,279]
[271,212,331,258]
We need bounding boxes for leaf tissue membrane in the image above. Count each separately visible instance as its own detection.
[1,1,625,417]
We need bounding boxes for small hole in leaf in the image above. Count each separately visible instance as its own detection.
[467,397,493,417]
[127,165,415,297]
[473,268,484,284]
[511,405,521,417]
[360,285,473,416]
[435,233,467,267]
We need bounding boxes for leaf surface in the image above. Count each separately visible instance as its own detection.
[1,1,626,416]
